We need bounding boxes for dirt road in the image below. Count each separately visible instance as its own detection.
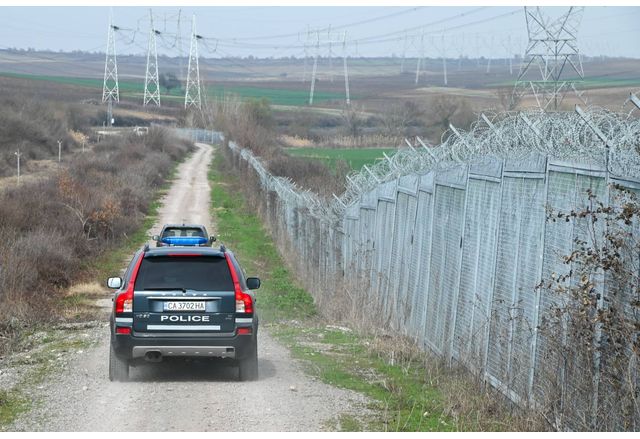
[9,143,368,431]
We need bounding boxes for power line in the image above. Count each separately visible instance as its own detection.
[208,6,428,43]
[200,8,518,53]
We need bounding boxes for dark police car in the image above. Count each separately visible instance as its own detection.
[152,224,216,247]
[107,244,260,381]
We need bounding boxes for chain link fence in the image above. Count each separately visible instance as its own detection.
[175,103,640,430]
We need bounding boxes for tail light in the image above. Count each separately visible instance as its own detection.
[115,290,133,314]
[115,252,144,315]
[225,253,253,314]
[235,291,253,314]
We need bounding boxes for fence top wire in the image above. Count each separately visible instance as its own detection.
[224,106,640,221]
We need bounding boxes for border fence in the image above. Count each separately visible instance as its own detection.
[176,103,640,430]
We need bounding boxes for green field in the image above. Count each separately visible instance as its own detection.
[0,72,345,106]
[0,71,146,93]
[286,147,398,171]
[209,85,345,106]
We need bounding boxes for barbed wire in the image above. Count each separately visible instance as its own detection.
[225,103,640,222]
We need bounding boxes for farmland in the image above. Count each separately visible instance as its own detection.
[286,147,398,171]
[0,72,346,106]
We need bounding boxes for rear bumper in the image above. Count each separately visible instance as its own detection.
[131,345,237,359]
[112,331,256,362]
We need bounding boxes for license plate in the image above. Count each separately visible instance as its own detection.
[163,301,206,312]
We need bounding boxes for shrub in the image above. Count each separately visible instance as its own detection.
[538,185,640,430]
[0,127,192,351]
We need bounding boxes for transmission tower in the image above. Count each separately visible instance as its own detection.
[144,9,161,107]
[433,34,448,86]
[308,30,319,105]
[102,11,119,126]
[400,32,408,74]
[185,15,202,109]
[513,6,587,111]
[176,10,184,82]
[342,32,350,106]
[308,29,350,106]
[415,29,424,85]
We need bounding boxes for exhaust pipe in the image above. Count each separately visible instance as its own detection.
[145,351,163,362]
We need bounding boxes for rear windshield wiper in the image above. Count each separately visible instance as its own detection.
[142,287,187,292]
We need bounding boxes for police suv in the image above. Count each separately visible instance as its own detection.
[107,244,260,381]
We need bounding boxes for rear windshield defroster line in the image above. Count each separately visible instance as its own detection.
[134,256,234,292]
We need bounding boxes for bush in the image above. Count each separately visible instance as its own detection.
[0,95,78,177]
[538,185,640,430]
[0,127,192,351]
[210,93,347,196]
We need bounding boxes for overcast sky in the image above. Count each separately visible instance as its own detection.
[0,6,638,59]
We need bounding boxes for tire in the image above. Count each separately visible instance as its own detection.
[109,343,130,382]
[238,340,258,381]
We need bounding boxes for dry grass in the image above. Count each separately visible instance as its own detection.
[279,134,314,148]
[64,282,107,298]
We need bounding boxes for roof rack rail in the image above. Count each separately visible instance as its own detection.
[219,244,226,253]
[143,243,150,252]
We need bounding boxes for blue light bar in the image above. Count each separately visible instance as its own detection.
[161,236,208,246]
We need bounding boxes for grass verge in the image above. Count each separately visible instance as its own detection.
[209,154,315,323]
[210,150,462,431]
[0,326,97,430]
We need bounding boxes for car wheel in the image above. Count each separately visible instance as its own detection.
[238,340,258,381]
[109,343,130,382]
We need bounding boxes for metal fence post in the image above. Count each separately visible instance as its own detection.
[449,165,471,362]
[528,157,551,406]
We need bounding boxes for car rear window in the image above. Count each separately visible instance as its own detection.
[134,256,234,291]
[162,227,205,238]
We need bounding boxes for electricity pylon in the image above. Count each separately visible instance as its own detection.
[513,6,587,111]
[176,9,184,82]
[342,32,350,106]
[308,29,350,106]
[308,30,319,105]
[144,9,161,107]
[185,15,202,109]
[102,10,119,126]
[415,29,424,85]
[400,32,408,74]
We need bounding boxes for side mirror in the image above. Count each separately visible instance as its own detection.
[107,277,122,289]
[209,235,217,243]
[246,277,261,290]
[152,235,160,241]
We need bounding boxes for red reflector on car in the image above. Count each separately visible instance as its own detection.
[237,327,252,335]
[116,326,131,335]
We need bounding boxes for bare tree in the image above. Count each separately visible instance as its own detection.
[380,100,423,139]
[425,95,476,139]
[341,104,365,138]
[496,86,522,111]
